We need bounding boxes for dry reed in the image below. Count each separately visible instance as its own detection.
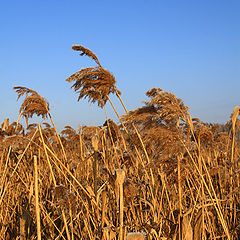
[0,45,239,239]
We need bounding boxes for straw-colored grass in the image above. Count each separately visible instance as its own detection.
[0,45,240,239]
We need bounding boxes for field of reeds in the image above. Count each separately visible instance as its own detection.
[0,45,240,240]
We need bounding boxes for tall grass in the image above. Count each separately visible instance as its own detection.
[0,45,240,239]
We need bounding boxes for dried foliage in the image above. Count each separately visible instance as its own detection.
[66,45,121,107]
[67,67,118,107]
[123,87,189,128]
[1,88,239,239]
[1,50,240,239]
[72,45,102,67]
[13,86,49,119]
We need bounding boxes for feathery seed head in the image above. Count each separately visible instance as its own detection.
[72,45,101,67]
[14,86,49,119]
[67,45,120,107]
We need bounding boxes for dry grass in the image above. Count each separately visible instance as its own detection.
[0,45,240,239]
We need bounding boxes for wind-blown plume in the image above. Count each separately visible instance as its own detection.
[123,87,189,127]
[66,45,120,108]
[72,45,102,67]
[13,86,49,119]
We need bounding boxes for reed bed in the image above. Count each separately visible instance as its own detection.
[0,45,240,239]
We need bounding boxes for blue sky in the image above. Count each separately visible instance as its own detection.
[0,0,239,130]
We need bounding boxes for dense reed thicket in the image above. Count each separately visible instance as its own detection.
[0,45,239,239]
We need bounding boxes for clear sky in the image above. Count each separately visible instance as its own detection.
[0,0,239,130]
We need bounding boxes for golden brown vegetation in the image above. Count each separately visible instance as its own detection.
[0,45,240,239]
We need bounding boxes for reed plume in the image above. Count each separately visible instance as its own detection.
[72,45,102,67]
[146,87,189,126]
[13,86,49,119]
[66,45,121,107]
[122,87,189,129]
